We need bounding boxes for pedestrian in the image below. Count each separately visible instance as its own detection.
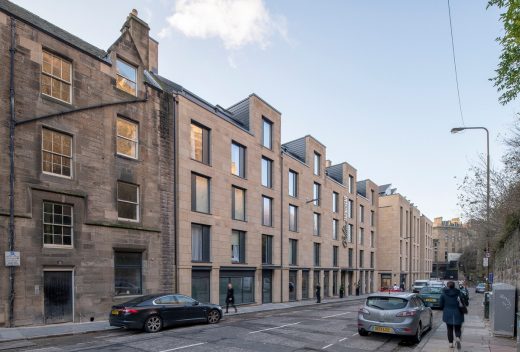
[315,283,321,303]
[440,281,465,350]
[225,282,237,313]
[392,282,399,291]
[400,281,405,292]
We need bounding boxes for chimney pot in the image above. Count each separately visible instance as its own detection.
[131,9,138,16]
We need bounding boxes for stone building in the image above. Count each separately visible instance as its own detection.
[377,185,432,290]
[0,2,173,326]
[431,217,472,279]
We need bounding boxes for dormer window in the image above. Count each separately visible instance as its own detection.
[116,58,137,95]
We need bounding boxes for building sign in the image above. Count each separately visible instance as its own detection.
[5,251,20,267]
[341,224,348,248]
[343,196,349,222]
[447,252,462,262]
[483,257,489,267]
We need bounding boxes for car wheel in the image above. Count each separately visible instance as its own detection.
[358,328,369,336]
[207,309,221,324]
[144,315,162,333]
[411,322,422,343]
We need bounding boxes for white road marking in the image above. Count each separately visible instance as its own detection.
[339,337,348,342]
[248,321,302,334]
[352,333,359,336]
[322,343,334,349]
[322,312,350,319]
[158,342,206,352]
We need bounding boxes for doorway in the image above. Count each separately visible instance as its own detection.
[262,270,272,304]
[44,271,73,324]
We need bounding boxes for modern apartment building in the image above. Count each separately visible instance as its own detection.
[431,217,472,279]
[377,185,432,290]
[0,2,172,326]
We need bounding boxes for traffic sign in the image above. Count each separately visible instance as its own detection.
[483,257,489,267]
[485,252,491,258]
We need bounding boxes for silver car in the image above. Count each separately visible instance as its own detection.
[357,293,433,343]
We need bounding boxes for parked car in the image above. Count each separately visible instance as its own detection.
[412,280,429,293]
[358,293,433,343]
[475,283,487,293]
[109,294,223,333]
[418,286,443,308]
[459,285,469,303]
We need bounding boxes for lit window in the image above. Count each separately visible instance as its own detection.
[190,122,210,164]
[192,174,210,213]
[116,58,137,95]
[42,128,72,177]
[43,202,73,247]
[232,186,246,221]
[231,142,246,177]
[117,182,139,221]
[116,118,138,159]
[41,51,71,103]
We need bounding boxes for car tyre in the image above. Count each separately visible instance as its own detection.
[358,328,369,336]
[412,322,422,343]
[144,315,162,333]
[207,309,221,324]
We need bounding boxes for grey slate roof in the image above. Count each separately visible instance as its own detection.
[282,137,307,163]
[326,164,344,185]
[357,180,367,198]
[0,0,108,62]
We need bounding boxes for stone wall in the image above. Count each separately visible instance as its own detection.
[494,229,520,308]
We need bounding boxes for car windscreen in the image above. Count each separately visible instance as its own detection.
[414,282,427,286]
[366,297,408,310]
[420,287,443,294]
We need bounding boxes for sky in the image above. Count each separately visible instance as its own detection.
[12,0,518,220]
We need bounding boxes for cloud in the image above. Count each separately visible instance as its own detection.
[159,0,287,50]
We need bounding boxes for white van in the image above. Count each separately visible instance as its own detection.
[412,280,429,293]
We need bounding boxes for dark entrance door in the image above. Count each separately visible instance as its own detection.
[262,270,272,303]
[348,271,354,295]
[44,271,73,324]
[302,270,309,299]
[323,271,329,297]
[289,270,297,301]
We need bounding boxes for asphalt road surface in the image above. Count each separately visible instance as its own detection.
[7,299,444,352]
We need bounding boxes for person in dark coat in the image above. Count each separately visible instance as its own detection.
[440,281,465,350]
[225,282,237,313]
[315,283,321,303]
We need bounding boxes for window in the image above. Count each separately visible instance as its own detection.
[359,205,365,223]
[371,189,375,206]
[358,227,364,245]
[190,122,210,164]
[262,118,272,149]
[41,51,71,103]
[114,251,142,295]
[400,240,403,255]
[313,183,321,206]
[116,58,137,95]
[192,174,210,213]
[348,199,353,218]
[314,152,321,175]
[348,248,353,267]
[116,118,138,159]
[262,196,272,226]
[332,192,339,213]
[43,202,73,247]
[400,206,403,236]
[231,142,246,177]
[262,235,273,264]
[42,128,72,177]
[348,224,353,243]
[371,210,375,226]
[332,219,338,240]
[333,246,338,267]
[371,231,375,248]
[313,213,321,236]
[289,205,298,232]
[261,157,273,188]
[370,252,375,268]
[117,182,139,221]
[289,239,298,265]
[231,230,246,263]
[288,170,298,197]
[192,224,210,262]
[313,243,321,266]
[359,250,364,268]
[348,175,354,193]
[232,186,246,221]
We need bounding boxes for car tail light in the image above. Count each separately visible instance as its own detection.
[121,308,139,314]
[359,308,370,315]
[396,310,416,317]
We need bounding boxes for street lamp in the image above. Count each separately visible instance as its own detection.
[451,126,490,289]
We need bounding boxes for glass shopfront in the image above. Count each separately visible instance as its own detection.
[219,269,255,306]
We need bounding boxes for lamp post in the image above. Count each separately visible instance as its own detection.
[451,127,490,290]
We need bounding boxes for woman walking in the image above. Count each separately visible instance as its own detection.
[440,281,465,350]
[225,282,237,313]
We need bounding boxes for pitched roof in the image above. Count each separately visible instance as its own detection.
[0,0,108,62]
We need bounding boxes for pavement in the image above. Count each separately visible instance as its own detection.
[416,292,517,352]
[0,293,369,344]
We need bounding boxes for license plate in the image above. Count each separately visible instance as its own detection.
[425,298,436,302]
[111,309,119,315]
[373,326,394,334]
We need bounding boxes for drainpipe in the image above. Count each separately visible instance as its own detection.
[7,17,17,328]
[280,149,284,302]
[172,93,179,294]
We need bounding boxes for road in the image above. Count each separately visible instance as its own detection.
[8,298,445,352]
